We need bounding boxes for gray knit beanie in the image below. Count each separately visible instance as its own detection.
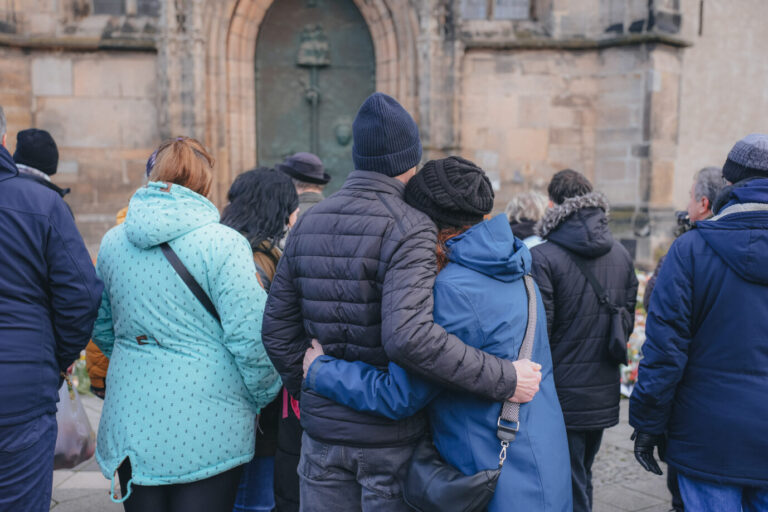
[722,133,768,183]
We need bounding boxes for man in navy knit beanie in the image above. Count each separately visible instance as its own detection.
[263,93,539,510]
[351,92,423,178]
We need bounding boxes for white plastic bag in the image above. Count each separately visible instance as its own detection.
[53,376,96,469]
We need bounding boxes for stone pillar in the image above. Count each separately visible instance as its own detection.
[592,43,684,264]
[415,0,462,160]
[157,0,207,140]
[646,44,684,262]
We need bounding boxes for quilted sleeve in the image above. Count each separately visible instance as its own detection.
[381,223,518,402]
[531,247,556,337]
[262,246,310,399]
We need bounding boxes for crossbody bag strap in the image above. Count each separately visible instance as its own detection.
[160,242,221,323]
[253,262,272,293]
[496,274,537,465]
[564,249,614,308]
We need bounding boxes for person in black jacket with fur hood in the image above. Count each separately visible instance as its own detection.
[531,169,638,512]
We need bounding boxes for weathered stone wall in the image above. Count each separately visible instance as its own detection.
[0,48,159,256]
[460,49,600,200]
[673,0,768,207]
[458,43,684,261]
[1,0,764,263]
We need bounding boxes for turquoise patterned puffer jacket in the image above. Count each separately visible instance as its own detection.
[92,182,281,498]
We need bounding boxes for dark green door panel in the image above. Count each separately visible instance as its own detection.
[255,0,376,193]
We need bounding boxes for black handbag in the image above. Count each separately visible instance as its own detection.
[564,250,631,365]
[402,275,538,512]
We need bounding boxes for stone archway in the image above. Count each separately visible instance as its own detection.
[199,0,420,204]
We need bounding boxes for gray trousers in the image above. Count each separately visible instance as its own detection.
[298,432,415,512]
[567,428,604,512]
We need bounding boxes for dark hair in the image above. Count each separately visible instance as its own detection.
[547,169,593,204]
[220,168,299,253]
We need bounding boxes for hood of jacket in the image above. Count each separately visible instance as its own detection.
[509,219,536,240]
[697,178,768,285]
[446,214,531,282]
[124,181,220,249]
[536,192,614,259]
[0,145,18,183]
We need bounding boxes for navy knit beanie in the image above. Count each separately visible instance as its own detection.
[405,156,494,228]
[13,128,59,176]
[722,133,768,183]
[352,92,422,177]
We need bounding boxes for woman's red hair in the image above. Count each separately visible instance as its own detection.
[436,226,471,272]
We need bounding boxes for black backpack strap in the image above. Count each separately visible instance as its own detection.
[160,242,221,323]
[562,249,614,309]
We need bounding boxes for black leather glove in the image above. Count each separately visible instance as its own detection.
[631,430,666,475]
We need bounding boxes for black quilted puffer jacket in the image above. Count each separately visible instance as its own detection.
[262,171,518,447]
[531,192,638,430]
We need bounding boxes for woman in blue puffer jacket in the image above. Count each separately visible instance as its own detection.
[302,157,572,511]
[92,137,281,512]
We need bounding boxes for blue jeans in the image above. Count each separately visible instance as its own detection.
[233,456,275,512]
[678,473,768,512]
[0,414,57,512]
[298,433,414,512]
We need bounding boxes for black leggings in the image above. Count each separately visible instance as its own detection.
[117,458,244,512]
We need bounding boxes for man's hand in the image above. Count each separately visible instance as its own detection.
[302,339,324,378]
[632,431,666,475]
[509,359,542,403]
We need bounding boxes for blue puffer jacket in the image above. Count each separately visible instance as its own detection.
[306,215,571,511]
[0,145,102,427]
[630,178,768,487]
[92,182,281,495]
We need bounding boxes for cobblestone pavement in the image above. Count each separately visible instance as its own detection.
[51,396,672,511]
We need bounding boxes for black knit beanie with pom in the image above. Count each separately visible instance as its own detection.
[405,156,495,228]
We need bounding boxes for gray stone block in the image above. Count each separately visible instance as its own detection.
[32,57,72,97]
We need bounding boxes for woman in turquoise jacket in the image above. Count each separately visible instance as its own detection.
[303,157,572,511]
[92,138,281,512]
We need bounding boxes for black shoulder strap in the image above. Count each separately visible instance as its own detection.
[562,249,613,307]
[254,262,272,293]
[160,242,221,323]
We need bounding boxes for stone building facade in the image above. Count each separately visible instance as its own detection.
[1,0,766,261]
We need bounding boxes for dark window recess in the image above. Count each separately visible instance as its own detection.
[93,0,125,15]
[461,0,488,20]
[493,0,530,20]
[137,0,160,16]
[461,0,531,21]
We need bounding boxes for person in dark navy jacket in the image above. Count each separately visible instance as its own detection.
[630,134,768,512]
[0,108,103,512]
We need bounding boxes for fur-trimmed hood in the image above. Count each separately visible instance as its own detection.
[535,192,614,258]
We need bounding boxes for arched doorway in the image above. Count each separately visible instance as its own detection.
[254,0,375,192]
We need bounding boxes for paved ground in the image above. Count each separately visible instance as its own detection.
[52,396,671,511]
